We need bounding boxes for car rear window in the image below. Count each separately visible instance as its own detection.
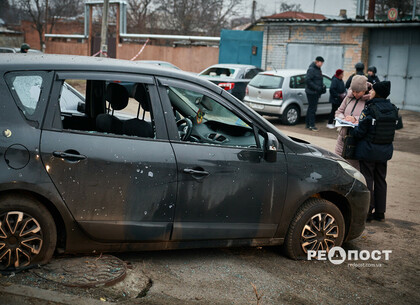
[199,67,236,78]
[248,74,283,89]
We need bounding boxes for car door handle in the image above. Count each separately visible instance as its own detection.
[53,150,87,162]
[183,168,210,177]
[297,93,303,96]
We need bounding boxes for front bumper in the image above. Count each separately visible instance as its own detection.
[345,180,371,241]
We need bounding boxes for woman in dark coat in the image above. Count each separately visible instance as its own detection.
[326,69,346,128]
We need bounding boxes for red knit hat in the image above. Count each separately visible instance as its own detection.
[335,69,344,77]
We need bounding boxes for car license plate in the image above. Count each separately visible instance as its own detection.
[250,103,264,110]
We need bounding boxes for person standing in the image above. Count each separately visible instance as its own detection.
[352,81,398,222]
[334,75,370,170]
[345,62,365,89]
[326,69,346,129]
[305,56,326,131]
[367,66,380,85]
[20,43,30,53]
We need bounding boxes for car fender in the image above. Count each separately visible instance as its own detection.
[274,153,354,239]
[280,98,303,116]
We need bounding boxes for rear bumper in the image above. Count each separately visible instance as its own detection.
[243,98,283,116]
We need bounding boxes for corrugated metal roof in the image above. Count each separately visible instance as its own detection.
[262,11,326,20]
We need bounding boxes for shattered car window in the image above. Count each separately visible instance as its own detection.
[7,74,43,116]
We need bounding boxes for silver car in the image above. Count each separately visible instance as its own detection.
[243,69,332,125]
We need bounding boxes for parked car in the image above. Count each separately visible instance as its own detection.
[0,47,42,53]
[243,69,332,125]
[198,64,263,100]
[0,54,369,271]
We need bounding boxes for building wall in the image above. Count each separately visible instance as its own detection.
[0,33,23,47]
[17,20,218,72]
[117,43,219,73]
[47,41,89,56]
[262,24,369,79]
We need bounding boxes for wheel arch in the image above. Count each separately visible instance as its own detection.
[318,191,352,241]
[277,190,352,242]
[281,100,302,116]
[0,189,66,251]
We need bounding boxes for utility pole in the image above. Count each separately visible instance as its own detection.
[251,0,256,23]
[100,0,110,57]
[44,0,48,52]
[413,0,418,20]
[368,0,375,19]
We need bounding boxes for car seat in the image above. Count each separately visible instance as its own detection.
[96,83,129,135]
[122,83,154,138]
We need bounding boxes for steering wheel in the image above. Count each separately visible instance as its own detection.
[176,117,193,141]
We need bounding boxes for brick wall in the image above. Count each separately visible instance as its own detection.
[262,24,369,79]
[0,33,23,48]
[117,44,219,72]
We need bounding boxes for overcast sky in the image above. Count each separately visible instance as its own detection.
[242,0,358,19]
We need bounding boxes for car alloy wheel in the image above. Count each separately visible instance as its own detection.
[282,104,300,125]
[0,211,43,270]
[284,198,345,259]
[300,212,339,253]
[0,195,56,271]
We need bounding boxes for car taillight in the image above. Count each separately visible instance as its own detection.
[245,85,249,96]
[273,90,283,100]
[218,82,235,91]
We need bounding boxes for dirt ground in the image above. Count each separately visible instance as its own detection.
[1,111,419,305]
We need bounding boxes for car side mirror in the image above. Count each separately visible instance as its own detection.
[264,132,279,162]
[77,102,86,113]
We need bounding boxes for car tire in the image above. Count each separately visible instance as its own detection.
[0,194,57,271]
[281,104,300,125]
[284,198,345,260]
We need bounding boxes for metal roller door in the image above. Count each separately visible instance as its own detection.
[369,28,420,112]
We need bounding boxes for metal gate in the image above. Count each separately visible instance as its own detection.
[92,35,116,58]
[368,28,420,111]
[219,30,263,67]
[286,44,344,78]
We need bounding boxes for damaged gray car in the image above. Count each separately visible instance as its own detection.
[0,54,369,271]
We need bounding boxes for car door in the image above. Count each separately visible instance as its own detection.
[289,74,307,113]
[317,75,332,114]
[40,72,177,242]
[157,77,287,241]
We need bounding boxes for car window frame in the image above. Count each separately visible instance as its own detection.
[289,74,307,89]
[42,71,169,141]
[156,76,263,149]
[244,68,263,80]
[322,75,332,88]
[4,70,54,128]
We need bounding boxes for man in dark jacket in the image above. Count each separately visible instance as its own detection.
[345,62,365,89]
[352,81,398,222]
[305,56,326,131]
[367,66,380,85]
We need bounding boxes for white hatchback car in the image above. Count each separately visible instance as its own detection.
[243,69,332,125]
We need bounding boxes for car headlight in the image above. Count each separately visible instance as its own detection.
[338,161,367,186]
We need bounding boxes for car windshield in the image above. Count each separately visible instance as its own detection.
[249,74,284,89]
[169,86,251,129]
[199,67,236,78]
